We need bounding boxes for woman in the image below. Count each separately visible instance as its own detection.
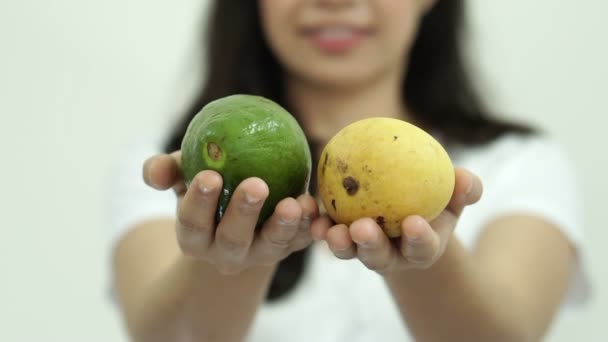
[109,1,586,341]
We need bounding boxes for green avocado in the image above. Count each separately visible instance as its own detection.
[181,94,312,227]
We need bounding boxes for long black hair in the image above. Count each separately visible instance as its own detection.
[164,0,533,301]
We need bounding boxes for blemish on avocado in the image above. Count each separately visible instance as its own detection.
[375,216,385,228]
[331,199,336,211]
[343,177,359,196]
[207,143,222,161]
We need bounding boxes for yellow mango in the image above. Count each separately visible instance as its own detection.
[317,117,455,237]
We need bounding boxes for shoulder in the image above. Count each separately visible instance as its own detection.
[453,132,583,247]
[452,132,591,308]
[451,133,578,198]
[451,132,572,173]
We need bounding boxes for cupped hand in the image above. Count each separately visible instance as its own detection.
[143,151,319,275]
[310,168,483,275]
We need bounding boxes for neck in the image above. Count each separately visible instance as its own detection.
[286,73,408,146]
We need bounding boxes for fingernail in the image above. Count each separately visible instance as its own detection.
[245,192,261,204]
[279,217,297,225]
[465,174,474,196]
[356,236,376,247]
[199,181,214,194]
[405,231,421,244]
[146,165,160,189]
[357,241,371,248]
[335,245,351,252]
[149,179,161,190]
[405,217,424,242]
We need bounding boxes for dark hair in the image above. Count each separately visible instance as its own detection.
[164,0,533,301]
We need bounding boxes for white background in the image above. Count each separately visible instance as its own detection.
[1,0,606,341]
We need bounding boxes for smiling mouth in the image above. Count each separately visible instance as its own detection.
[301,26,372,54]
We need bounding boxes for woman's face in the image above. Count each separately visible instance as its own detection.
[259,0,435,89]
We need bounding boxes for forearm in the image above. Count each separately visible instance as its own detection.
[124,255,276,342]
[384,238,532,342]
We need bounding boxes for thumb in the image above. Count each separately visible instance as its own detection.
[445,168,483,217]
[143,152,183,192]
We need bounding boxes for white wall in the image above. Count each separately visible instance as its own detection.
[0,0,605,341]
[467,1,608,340]
[0,1,209,340]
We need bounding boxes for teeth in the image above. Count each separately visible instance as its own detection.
[317,27,355,39]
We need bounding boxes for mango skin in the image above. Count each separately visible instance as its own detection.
[317,117,455,238]
[181,94,312,228]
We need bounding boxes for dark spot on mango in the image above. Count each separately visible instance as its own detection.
[207,142,222,161]
[375,216,385,228]
[394,136,398,141]
[322,153,329,175]
[331,199,336,211]
[362,182,370,191]
[342,177,359,196]
[336,159,348,173]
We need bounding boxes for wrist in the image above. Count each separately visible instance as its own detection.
[382,238,463,283]
[179,255,278,280]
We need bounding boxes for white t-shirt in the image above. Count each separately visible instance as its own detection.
[107,132,589,342]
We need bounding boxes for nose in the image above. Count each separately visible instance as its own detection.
[314,0,357,10]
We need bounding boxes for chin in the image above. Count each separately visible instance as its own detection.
[300,66,379,90]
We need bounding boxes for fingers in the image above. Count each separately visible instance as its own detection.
[251,197,302,257]
[143,154,180,190]
[322,215,447,271]
[447,168,483,217]
[143,151,187,195]
[291,194,318,249]
[399,216,442,269]
[349,218,395,272]
[253,193,318,254]
[297,194,319,225]
[176,170,223,258]
[211,177,269,260]
[317,168,483,273]
[310,215,333,241]
[325,224,357,259]
[425,168,482,239]
[388,168,482,270]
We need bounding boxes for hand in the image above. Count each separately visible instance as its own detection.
[310,168,483,275]
[143,151,318,275]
